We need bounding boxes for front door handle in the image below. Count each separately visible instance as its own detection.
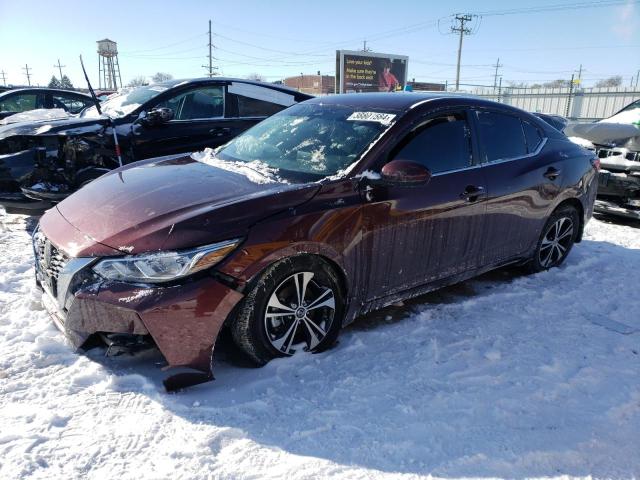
[459,185,485,202]
[544,167,561,180]
[209,127,231,137]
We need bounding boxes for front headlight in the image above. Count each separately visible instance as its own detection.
[92,239,241,283]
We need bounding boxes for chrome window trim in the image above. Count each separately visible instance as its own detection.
[431,164,483,177]
[480,137,548,166]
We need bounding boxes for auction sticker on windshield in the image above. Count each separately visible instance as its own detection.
[347,111,396,125]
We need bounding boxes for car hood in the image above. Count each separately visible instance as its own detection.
[565,116,640,152]
[0,115,108,139]
[53,154,321,256]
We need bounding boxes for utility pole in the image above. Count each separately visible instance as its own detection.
[362,40,370,52]
[576,64,583,84]
[0,70,6,86]
[451,14,474,91]
[635,69,639,89]
[22,64,32,86]
[54,59,66,81]
[201,20,217,77]
[492,57,503,92]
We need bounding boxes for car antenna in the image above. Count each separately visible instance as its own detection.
[79,55,101,115]
[79,55,122,167]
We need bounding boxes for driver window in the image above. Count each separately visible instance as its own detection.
[392,112,473,174]
[155,86,224,120]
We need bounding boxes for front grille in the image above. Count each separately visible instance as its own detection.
[33,229,69,296]
[597,147,640,163]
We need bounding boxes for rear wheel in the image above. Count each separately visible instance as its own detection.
[528,205,579,273]
[231,256,344,366]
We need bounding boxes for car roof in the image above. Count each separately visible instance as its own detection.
[154,77,311,98]
[304,92,522,112]
[0,88,92,99]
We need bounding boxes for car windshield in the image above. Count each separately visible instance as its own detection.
[619,100,640,113]
[81,84,169,119]
[216,103,395,180]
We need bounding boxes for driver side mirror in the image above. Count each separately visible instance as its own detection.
[141,107,174,126]
[380,159,431,186]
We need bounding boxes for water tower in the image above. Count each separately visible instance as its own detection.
[97,39,122,91]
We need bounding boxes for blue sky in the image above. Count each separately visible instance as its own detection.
[0,0,638,88]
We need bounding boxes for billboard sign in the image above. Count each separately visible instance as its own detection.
[336,50,409,94]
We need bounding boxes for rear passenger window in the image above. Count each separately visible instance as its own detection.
[522,120,544,153]
[237,95,285,117]
[475,111,527,162]
[393,112,472,174]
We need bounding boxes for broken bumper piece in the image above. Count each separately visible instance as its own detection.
[0,192,52,215]
[594,199,640,220]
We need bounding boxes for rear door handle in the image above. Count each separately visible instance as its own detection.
[544,167,561,180]
[459,185,485,202]
[209,127,231,137]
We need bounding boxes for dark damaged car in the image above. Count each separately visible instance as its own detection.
[34,93,599,390]
[0,78,310,214]
[565,99,640,220]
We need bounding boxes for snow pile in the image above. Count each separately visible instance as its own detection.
[1,209,640,479]
[567,136,595,150]
[191,147,283,184]
[600,107,640,126]
[0,108,69,125]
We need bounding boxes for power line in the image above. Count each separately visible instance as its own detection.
[202,19,218,77]
[54,59,66,81]
[22,64,32,86]
[450,14,478,91]
[120,32,207,54]
[473,0,637,16]
[492,57,503,92]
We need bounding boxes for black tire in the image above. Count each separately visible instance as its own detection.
[231,256,345,366]
[527,205,579,273]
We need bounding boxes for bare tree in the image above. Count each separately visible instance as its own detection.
[245,72,265,82]
[594,76,622,88]
[126,76,148,87]
[543,79,571,88]
[152,72,173,83]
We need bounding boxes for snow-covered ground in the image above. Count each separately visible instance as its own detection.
[1,209,639,479]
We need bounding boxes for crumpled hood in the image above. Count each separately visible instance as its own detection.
[565,109,640,152]
[0,115,107,140]
[54,154,320,255]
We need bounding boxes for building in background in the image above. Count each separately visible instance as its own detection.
[408,81,446,91]
[284,73,335,95]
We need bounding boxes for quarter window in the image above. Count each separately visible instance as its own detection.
[475,111,527,162]
[237,95,285,117]
[522,120,544,153]
[52,94,91,114]
[155,86,224,120]
[392,112,473,174]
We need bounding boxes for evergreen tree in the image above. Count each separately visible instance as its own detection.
[48,76,61,88]
[60,75,74,89]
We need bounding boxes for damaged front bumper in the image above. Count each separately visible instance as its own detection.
[33,229,245,390]
[594,146,640,220]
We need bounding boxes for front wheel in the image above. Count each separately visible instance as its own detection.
[231,256,344,366]
[528,205,579,273]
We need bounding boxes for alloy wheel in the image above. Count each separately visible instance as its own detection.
[539,216,574,268]
[263,271,336,355]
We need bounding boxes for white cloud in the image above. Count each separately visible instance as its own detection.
[613,0,639,41]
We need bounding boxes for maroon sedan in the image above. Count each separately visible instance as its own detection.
[33,93,599,389]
